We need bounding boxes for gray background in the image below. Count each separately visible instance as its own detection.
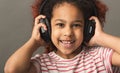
[0,0,120,73]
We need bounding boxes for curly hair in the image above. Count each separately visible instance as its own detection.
[31,0,108,25]
[31,0,108,53]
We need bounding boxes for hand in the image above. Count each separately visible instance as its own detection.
[30,15,48,46]
[88,16,104,46]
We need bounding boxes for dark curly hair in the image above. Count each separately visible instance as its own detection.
[32,0,108,25]
[31,0,108,53]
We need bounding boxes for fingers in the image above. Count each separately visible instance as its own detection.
[87,16,104,46]
[31,15,47,44]
[89,16,103,31]
[35,15,46,26]
[89,16,99,24]
[34,15,47,30]
[89,16,102,27]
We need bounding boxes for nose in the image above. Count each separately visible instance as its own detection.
[64,26,73,37]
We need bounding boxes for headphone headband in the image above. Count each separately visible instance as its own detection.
[39,0,48,14]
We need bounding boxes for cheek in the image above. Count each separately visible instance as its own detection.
[51,28,60,41]
[75,29,84,41]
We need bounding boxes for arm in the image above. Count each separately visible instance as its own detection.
[97,32,120,66]
[4,15,46,73]
[89,16,120,67]
[4,38,38,73]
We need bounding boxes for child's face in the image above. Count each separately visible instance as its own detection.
[51,2,84,58]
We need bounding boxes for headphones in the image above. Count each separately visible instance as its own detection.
[39,0,97,43]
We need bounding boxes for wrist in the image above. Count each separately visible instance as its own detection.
[95,32,107,47]
[28,37,41,51]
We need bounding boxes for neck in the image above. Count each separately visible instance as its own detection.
[56,47,82,59]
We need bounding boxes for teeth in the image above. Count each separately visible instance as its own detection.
[61,40,74,44]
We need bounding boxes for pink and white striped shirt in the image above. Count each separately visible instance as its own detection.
[31,46,120,73]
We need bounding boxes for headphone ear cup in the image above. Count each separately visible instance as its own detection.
[40,18,51,42]
[84,20,96,42]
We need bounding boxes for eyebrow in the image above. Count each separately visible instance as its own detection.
[55,19,83,23]
[74,20,83,23]
[55,19,66,23]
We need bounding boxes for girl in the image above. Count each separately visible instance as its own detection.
[4,0,120,73]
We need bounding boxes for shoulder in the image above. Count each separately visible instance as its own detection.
[31,51,54,60]
[82,46,113,58]
[84,46,113,53]
[30,52,55,73]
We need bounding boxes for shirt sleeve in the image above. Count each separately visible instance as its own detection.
[98,47,113,72]
[99,47,120,73]
[31,54,41,73]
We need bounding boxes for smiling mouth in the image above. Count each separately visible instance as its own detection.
[60,40,75,48]
[60,40,75,44]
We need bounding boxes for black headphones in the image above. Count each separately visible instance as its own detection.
[39,0,97,43]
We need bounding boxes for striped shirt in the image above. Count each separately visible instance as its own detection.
[31,46,120,73]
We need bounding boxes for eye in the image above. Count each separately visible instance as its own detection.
[56,23,64,28]
[72,23,82,28]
